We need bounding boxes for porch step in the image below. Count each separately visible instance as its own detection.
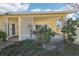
[8,36,18,42]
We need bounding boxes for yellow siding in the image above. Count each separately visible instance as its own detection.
[33,17,63,33]
[0,17,6,31]
[33,17,55,32]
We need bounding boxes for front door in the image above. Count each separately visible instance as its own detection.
[12,24,15,35]
[8,23,16,37]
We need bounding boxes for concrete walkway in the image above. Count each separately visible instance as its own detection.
[0,34,64,50]
[0,41,16,50]
[50,34,64,41]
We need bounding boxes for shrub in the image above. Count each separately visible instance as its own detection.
[0,30,7,41]
[62,18,77,43]
[34,26,55,47]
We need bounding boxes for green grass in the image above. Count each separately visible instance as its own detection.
[0,40,79,56]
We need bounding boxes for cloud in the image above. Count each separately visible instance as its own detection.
[31,8,55,12]
[64,3,79,11]
[31,7,71,12]
[31,7,72,12]
[0,3,30,13]
[44,9,52,11]
[31,8,43,12]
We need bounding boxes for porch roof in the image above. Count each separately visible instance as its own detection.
[0,10,77,18]
[0,10,77,15]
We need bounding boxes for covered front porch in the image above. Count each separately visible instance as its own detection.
[7,16,65,41]
[0,12,72,41]
[0,16,65,41]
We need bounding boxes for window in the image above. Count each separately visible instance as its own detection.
[56,20,62,28]
[36,25,40,30]
[35,25,48,30]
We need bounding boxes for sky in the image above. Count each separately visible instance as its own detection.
[28,3,66,12]
[0,3,78,19]
[0,3,72,13]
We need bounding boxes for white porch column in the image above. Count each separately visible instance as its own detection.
[18,17,21,41]
[4,16,9,40]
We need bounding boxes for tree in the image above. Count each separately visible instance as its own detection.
[65,3,79,11]
[66,3,79,15]
[62,18,77,43]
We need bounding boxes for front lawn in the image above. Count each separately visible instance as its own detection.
[0,40,79,56]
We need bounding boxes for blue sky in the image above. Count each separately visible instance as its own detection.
[28,3,66,12]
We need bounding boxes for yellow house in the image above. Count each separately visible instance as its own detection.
[0,11,75,41]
